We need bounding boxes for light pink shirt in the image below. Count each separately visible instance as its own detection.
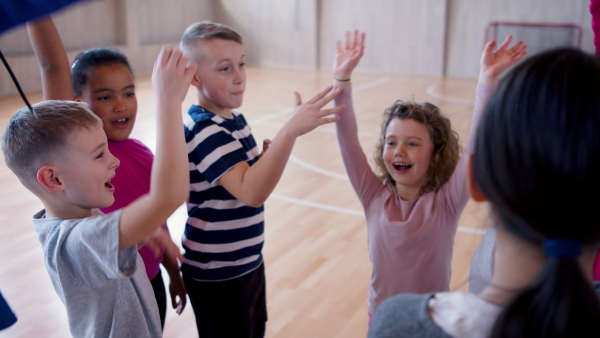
[334,84,493,315]
[101,138,165,280]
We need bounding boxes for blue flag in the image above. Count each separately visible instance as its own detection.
[0,0,89,34]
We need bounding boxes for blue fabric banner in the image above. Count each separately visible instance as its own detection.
[0,0,89,34]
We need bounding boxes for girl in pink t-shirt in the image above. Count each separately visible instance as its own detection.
[27,16,186,328]
[332,30,526,318]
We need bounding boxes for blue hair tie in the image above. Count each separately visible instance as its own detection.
[543,238,583,259]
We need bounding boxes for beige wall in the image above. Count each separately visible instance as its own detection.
[0,0,595,97]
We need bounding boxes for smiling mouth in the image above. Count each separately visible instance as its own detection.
[393,163,412,171]
[105,179,114,189]
[112,118,129,125]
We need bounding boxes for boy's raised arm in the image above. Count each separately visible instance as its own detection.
[26,16,74,101]
[217,86,342,208]
[118,47,196,250]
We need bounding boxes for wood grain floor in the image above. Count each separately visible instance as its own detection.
[0,67,489,337]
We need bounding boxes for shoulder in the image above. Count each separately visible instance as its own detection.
[109,139,153,156]
[369,293,449,338]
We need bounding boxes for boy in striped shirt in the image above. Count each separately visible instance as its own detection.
[180,21,342,337]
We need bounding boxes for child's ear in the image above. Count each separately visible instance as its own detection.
[467,154,487,202]
[37,166,65,193]
[190,73,202,88]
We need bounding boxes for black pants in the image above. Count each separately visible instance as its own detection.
[184,263,267,338]
[150,270,167,329]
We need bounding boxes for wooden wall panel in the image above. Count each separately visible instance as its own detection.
[138,0,214,44]
[318,0,448,76]
[0,0,597,98]
[213,0,318,69]
[445,0,594,78]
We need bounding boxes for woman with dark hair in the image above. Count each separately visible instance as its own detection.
[368,48,600,337]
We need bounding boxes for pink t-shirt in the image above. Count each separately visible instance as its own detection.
[100,138,164,279]
[334,84,493,316]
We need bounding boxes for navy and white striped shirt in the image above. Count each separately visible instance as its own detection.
[182,105,264,281]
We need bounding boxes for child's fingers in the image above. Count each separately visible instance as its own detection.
[483,38,497,53]
[313,86,341,107]
[335,39,342,54]
[304,84,334,105]
[316,116,341,126]
[496,35,513,51]
[294,91,302,107]
[317,106,344,118]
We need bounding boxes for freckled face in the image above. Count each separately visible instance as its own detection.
[382,118,434,199]
[78,64,137,141]
[192,39,246,117]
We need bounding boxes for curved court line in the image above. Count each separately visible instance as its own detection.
[271,194,362,215]
[270,194,486,235]
[289,155,349,180]
[426,84,476,106]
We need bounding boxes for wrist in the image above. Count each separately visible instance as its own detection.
[334,76,351,82]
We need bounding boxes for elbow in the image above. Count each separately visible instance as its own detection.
[245,199,265,209]
[242,195,266,209]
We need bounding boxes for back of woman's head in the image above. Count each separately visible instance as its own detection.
[473,48,600,337]
[71,47,133,97]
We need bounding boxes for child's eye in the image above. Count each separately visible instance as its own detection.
[98,95,110,101]
[407,142,418,147]
[95,152,105,159]
[386,141,395,146]
[239,62,245,68]
[219,66,230,72]
[125,92,135,98]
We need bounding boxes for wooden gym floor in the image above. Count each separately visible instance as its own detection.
[0,66,489,337]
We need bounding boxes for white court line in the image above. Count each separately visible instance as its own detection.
[271,194,486,235]
[426,84,475,106]
[289,155,349,180]
[250,77,390,126]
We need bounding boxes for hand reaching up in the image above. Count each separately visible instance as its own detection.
[283,85,343,137]
[334,30,366,82]
[152,46,197,106]
[479,35,527,85]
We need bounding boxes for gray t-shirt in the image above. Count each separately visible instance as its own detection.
[33,209,161,337]
[468,228,496,294]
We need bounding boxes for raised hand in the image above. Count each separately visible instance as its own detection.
[284,85,343,137]
[152,46,197,105]
[334,30,366,81]
[479,35,527,85]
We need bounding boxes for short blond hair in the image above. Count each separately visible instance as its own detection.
[180,21,242,63]
[2,101,101,190]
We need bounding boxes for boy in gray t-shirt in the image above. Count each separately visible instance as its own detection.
[1,47,196,337]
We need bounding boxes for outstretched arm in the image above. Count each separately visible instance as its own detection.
[118,47,196,249]
[217,86,342,208]
[446,36,527,205]
[331,30,382,201]
[26,16,74,100]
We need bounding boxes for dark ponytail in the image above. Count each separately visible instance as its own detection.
[473,48,600,337]
[491,258,600,337]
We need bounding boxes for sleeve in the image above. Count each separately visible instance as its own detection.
[0,291,17,330]
[439,84,496,214]
[334,85,385,207]
[592,0,600,55]
[62,210,138,286]
[368,293,450,338]
[187,121,249,184]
